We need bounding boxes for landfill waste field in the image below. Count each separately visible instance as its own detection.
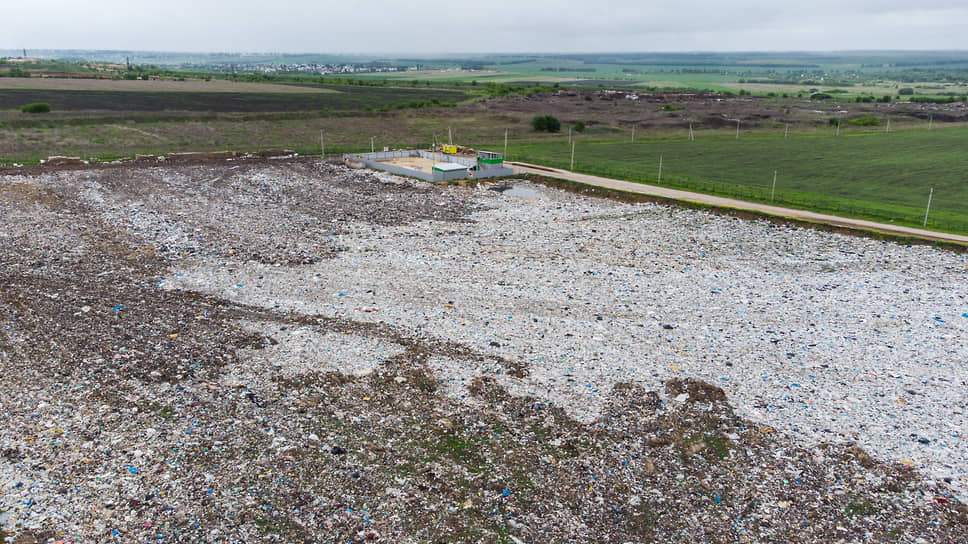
[1,158,966,542]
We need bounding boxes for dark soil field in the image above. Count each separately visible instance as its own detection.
[0,86,470,113]
[473,89,968,131]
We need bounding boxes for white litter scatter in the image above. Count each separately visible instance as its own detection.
[234,321,406,378]
[165,182,968,496]
[426,355,543,405]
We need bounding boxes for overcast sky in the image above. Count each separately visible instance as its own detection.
[5,0,968,54]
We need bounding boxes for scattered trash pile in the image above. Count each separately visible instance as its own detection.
[29,150,300,168]
[1,160,966,542]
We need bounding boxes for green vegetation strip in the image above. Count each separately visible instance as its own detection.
[508,128,968,235]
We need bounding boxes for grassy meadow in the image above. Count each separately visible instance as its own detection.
[505,128,968,234]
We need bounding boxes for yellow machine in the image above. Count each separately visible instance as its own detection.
[441,144,458,154]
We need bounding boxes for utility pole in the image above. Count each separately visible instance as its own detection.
[504,128,508,159]
[929,115,933,130]
[370,136,374,153]
[570,140,575,170]
[448,127,452,145]
[735,119,740,139]
[923,187,934,227]
[658,155,663,183]
[689,122,694,141]
[320,130,324,157]
[836,119,840,137]
[771,170,777,202]
[886,119,891,133]
[631,126,635,143]
[784,124,789,138]
[568,126,572,145]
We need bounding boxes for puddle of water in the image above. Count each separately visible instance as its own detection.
[499,185,544,199]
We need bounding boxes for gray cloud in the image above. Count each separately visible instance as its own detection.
[3,0,968,53]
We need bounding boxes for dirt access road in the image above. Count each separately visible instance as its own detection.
[511,162,968,245]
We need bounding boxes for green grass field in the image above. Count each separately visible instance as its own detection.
[506,128,968,234]
[336,52,968,96]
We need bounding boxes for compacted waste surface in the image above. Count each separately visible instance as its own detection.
[1,159,966,542]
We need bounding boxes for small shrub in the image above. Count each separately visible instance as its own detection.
[0,67,30,77]
[898,87,915,95]
[20,102,51,113]
[876,95,892,103]
[828,117,842,126]
[573,120,586,133]
[532,115,561,133]
[910,95,958,104]
[379,98,457,112]
[848,116,881,126]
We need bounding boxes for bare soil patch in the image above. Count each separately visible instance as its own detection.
[470,89,968,130]
[0,77,337,93]
[377,155,440,173]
